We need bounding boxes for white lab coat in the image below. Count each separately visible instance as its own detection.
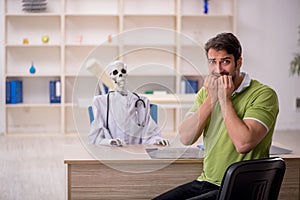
[89,91,163,145]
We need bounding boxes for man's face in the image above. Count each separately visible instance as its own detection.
[207,48,240,81]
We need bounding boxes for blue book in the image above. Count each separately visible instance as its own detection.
[50,80,61,103]
[7,80,23,104]
[6,81,11,104]
[185,79,198,94]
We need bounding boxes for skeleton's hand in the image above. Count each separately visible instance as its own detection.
[109,138,123,146]
[156,138,169,146]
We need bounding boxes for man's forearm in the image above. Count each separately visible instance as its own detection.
[179,97,214,145]
[220,100,267,154]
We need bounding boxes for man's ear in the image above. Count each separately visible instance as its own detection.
[237,57,242,69]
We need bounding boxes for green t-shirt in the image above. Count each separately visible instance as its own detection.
[189,77,279,186]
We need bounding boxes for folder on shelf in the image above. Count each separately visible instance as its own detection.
[49,80,61,103]
[6,80,23,104]
[6,81,10,104]
[185,79,198,94]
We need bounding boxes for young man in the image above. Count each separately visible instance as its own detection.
[153,32,279,200]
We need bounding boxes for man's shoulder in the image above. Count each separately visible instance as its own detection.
[247,80,279,109]
[249,80,277,95]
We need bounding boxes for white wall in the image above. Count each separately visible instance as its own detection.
[236,0,300,130]
[0,0,300,132]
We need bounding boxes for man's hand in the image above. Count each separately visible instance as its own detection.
[203,74,219,105]
[217,75,235,106]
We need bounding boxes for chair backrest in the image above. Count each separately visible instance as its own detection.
[88,104,158,124]
[150,104,158,123]
[217,157,286,200]
[88,106,94,124]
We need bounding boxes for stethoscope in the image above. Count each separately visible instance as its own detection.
[106,91,147,133]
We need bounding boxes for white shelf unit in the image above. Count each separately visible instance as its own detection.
[3,0,236,134]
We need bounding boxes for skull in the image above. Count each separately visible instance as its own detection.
[108,60,127,93]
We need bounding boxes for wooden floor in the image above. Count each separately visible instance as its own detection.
[0,130,299,200]
[0,133,78,200]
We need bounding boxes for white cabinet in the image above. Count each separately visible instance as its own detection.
[3,0,236,134]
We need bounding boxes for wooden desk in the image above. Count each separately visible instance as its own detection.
[65,143,203,200]
[65,131,300,200]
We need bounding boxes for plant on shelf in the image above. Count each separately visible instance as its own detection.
[290,26,300,76]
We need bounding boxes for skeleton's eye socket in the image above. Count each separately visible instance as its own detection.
[113,70,118,75]
[121,69,127,74]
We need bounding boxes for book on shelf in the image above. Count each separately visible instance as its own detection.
[181,79,199,94]
[6,80,23,104]
[49,80,61,103]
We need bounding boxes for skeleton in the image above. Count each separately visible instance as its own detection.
[108,60,128,96]
[107,60,127,146]
[89,60,169,146]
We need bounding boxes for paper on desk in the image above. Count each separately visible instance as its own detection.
[146,147,204,159]
[270,145,292,155]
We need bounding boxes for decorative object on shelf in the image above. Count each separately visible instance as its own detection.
[145,90,154,94]
[290,26,300,76]
[41,35,49,44]
[22,0,48,12]
[6,80,23,104]
[108,34,112,43]
[23,38,29,44]
[49,80,61,103]
[29,62,36,74]
[204,0,209,14]
[75,35,83,44]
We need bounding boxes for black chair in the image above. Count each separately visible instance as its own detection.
[217,157,286,200]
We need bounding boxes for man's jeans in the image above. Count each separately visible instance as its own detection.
[152,180,220,200]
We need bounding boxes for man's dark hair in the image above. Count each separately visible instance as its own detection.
[204,32,242,64]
